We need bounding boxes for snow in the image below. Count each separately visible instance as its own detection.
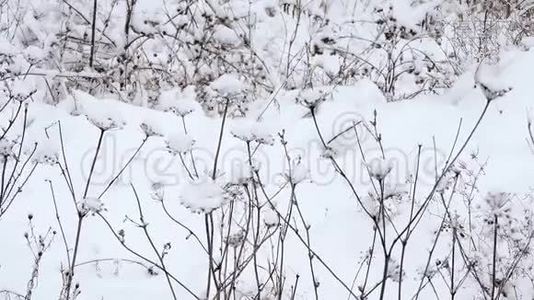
[288,161,309,184]
[32,138,59,165]
[165,131,195,154]
[230,119,275,145]
[263,208,279,227]
[179,178,224,213]
[367,158,393,181]
[139,121,163,138]
[157,88,199,117]
[1,1,534,300]
[210,74,246,96]
[78,197,105,215]
[212,25,241,46]
[0,138,15,157]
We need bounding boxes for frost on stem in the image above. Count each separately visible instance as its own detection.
[179,178,224,213]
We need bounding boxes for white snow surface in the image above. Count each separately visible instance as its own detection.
[2,34,534,300]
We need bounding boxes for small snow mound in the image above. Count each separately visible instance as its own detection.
[179,178,224,213]
[166,132,195,154]
[312,54,340,76]
[212,25,240,46]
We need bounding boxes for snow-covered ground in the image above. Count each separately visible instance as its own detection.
[0,47,532,299]
[1,1,534,300]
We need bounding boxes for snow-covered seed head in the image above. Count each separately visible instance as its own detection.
[286,162,308,185]
[179,178,224,213]
[477,81,512,102]
[157,88,197,117]
[23,45,47,65]
[368,158,393,181]
[87,115,125,131]
[11,79,36,102]
[230,119,274,145]
[363,193,380,217]
[140,122,162,137]
[32,140,59,166]
[165,132,195,154]
[320,146,336,159]
[0,138,15,159]
[77,197,104,216]
[483,192,511,218]
[210,73,246,98]
[166,105,194,117]
[386,258,403,282]
[296,87,331,108]
[263,208,279,227]
[226,230,245,248]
